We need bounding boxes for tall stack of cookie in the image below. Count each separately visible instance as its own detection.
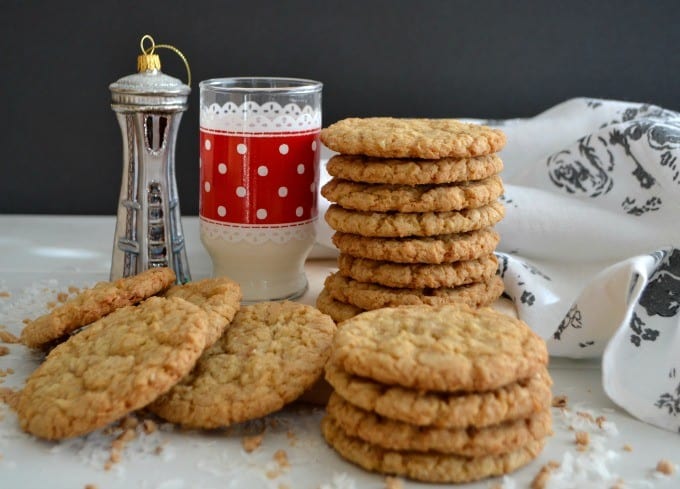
[322,305,553,483]
[316,118,507,322]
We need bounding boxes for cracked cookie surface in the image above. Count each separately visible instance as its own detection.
[20,267,176,349]
[325,363,552,429]
[332,228,499,264]
[321,415,544,483]
[324,273,504,310]
[164,276,242,347]
[330,304,548,392]
[17,296,210,440]
[325,201,505,237]
[321,175,504,213]
[326,153,503,185]
[337,253,498,289]
[327,392,552,456]
[148,301,336,428]
[320,118,506,159]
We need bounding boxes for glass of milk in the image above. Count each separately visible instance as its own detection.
[199,78,322,302]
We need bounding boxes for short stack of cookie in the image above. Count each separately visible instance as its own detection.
[317,117,507,322]
[322,305,553,484]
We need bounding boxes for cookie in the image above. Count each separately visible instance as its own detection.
[147,301,336,428]
[321,416,545,483]
[337,253,498,289]
[316,288,364,323]
[325,363,553,429]
[327,392,552,457]
[326,154,503,185]
[324,272,504,310]
[320,118,506,159]
[330,304,548,392]
[321,175,504,213]
[20,267,177,349]
[164,277,242,347]
[17,296,210,440]
[325,201,505,237]
[332,228,500,264]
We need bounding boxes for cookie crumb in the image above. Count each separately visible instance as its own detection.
[0,387,20,410]
[0,346,9,356]
[119,415,139,431]
[142,419,158,434]
[286,429,298,446]
[0,330,19,344]
[576,411,595,423]
[84,485,98,489]
[68,286,81,294]
[385,476,404,489]
[242,434,264,453]
[551,394,568,408]
[623,443,633,452]
[0,292,10,298]
[274,449,290,469]
[596,415,607,429]
[656,459,676,475]
[57,292,69,303]
[575,431,590,451]
[47,301,57,309]
[530,460,560,489]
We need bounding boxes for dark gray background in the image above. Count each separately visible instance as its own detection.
[2,0,678,215]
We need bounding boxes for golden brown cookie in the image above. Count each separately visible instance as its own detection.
[164,277,242,347]
[325,363,553,429]
[324,272,504,310]
[316,288,364,323]
[326,154,503,185]
[327,392,552,456]
[321,175,504,213]
[320,118,506,159]
[17,296,210,440]
[325,201,505,237]
[332,228,500,264]
[20,268,177,349]
[330,304,548,392]
[147,301,336,428]
[337,253,498,289]
[321,416,545,483]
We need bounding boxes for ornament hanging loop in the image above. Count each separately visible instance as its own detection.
[137,34,191,87]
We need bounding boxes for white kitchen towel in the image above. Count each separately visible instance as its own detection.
[316,98,680,433]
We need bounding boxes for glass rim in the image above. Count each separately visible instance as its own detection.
[199,77,322,94]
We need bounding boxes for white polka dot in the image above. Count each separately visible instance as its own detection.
[236,186,246,197]
[204,181,211,192]
[204,139,211,151]
[279,144,289,155]
[311,141,317,151]
[278,186,288,197]
[257,165,269,176]
[237,143,247,154]
[218,163,227,174]
[217,206,226,217]
[256,209,268,220]
[295,207,303,217]
[297,164,305,174]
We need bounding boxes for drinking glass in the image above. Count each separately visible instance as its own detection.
[199,77,322,302]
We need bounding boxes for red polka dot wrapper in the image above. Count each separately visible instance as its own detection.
[200,130,320,225]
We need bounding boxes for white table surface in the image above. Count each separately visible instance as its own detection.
[0,215,677,489]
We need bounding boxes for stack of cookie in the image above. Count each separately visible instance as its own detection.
[316,117,507,322]
[322,305,553,484]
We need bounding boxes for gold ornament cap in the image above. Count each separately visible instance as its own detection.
[137,53,161,72]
